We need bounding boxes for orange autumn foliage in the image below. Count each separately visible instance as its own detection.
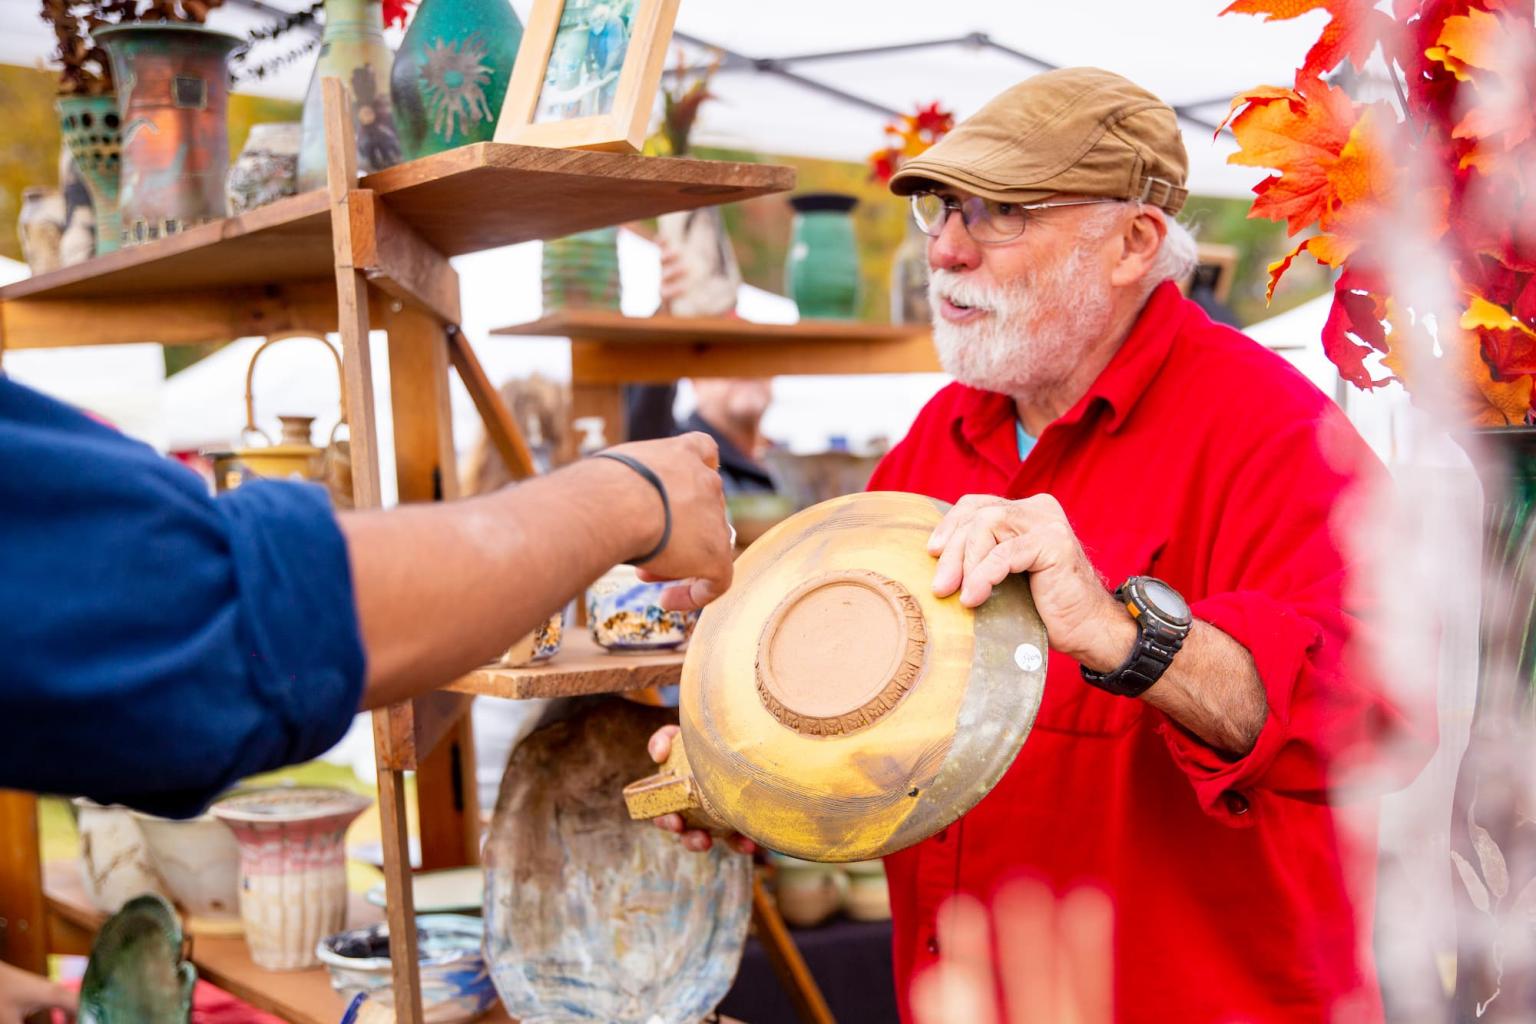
[1223,0,1536,425]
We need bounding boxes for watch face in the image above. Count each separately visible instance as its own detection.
[1140,578,1191,624]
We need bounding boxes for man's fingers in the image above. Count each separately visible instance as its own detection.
[680,430,722,470]
[680,830,713,852]
[961,535,1039,608]
[648,725,679,764]
[727,835,759,855]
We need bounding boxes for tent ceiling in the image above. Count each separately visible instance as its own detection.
[0,0,1324,196]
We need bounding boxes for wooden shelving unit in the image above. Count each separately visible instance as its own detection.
[0,69,936,1024]
[0,80,795,1024]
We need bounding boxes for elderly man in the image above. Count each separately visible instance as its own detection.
[655,67,1426,1021]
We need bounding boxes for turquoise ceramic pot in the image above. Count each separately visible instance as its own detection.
[786,192,861,320]
[390,0,523,160]
[55,95,122,255]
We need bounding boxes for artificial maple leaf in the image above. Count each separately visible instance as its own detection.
[1227,77,1360,234]
[1463,295,1536,378]
[1428,8,1536,150]
[1222,0,1395,77]
[1320,280,1395,388]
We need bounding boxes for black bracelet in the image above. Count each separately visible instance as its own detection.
[591,452,672,565]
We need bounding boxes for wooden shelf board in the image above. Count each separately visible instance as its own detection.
[492,310,927,345]
[445,629,684,700]
[0,145,792,305]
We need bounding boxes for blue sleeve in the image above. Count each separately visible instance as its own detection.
[0,375,366,817]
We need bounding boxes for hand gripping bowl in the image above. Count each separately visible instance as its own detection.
[624,491,1048,862]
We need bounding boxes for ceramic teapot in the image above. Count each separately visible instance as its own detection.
[206,331,353,508]
[624,491,1049,863]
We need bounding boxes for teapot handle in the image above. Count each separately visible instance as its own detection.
[622,733,730,834]
[243,331,348,437]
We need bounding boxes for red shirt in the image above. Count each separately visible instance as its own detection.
[869,283,1430,1023]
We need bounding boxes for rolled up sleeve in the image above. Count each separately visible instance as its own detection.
[1153,414,1433,827]
[1,378,365,817]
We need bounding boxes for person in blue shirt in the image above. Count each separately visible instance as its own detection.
[0,372,733,819]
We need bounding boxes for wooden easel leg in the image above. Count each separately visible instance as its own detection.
[751,878,837,1024]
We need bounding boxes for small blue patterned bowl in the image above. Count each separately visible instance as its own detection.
[586,565,700,652]
[317,914,496,1023]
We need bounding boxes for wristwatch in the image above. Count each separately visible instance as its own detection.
[1080,576,1192,698]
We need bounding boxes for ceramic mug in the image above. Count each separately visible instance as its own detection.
[586,565,700,653]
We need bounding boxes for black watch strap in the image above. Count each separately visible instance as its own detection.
[1081,580,1189,698]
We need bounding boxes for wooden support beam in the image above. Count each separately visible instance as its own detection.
[752,878,837,1024]
[349,191,462,326]
[446,326,537,482]
[0,791,46,974]
[323,74,425,1024]
[0,281,337,351]
[568,334,942,384]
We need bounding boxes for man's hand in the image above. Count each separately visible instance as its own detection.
[0,961,77,1024]
[645,725,758,855]
[928,494,1134,672]
[602,433,734,612]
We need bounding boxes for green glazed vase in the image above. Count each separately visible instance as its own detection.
[542,227,621,311]
[55,95,122,256]
[79,893,196,1024]
[390,0,523,160]
[786,192,861,320]
[297,0,401,192]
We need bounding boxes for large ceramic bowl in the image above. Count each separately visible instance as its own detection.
[318,914,497,1024]
[131,811,242,931]
[586,566,700,652]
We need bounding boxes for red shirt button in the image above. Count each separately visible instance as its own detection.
[1224,791,1251,815]
[926,935,940,955]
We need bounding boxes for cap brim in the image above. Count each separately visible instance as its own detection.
[889,159,1058,205]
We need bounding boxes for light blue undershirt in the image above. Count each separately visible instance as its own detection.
[1016,419,1037,461]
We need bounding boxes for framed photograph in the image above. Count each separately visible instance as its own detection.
[495,0,682,153]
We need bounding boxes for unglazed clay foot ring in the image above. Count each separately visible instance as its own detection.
[754,570,927,736]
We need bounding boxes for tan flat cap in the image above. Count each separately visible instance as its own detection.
[889,67,1189,215]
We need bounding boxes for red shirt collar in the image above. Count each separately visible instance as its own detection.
[951,281,1192,453]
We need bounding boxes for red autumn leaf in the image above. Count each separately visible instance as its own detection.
[1222,0,1394,76]
[1320,281,1394,388]
[382,0,414,28]
[1227,76,1360,234]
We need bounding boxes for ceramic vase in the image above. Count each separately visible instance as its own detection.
[54,94,122,255]
[390,0,522,160]
[132,810,243,931]
[96,23,242,246]
[212,787,372,970]
[227,122,302,215]
[485,702,751,1024]
[58,147,98,266]
[890,217,930,325]
[587,565,699,652]
[1450,427,1536,1019]
[656,206,741,317]
[318,914,497,1023]
[786,192,861,320]
[297,0,402,192]
[17,187,65,274]
[72,799,169,915]
[541,227,621,312]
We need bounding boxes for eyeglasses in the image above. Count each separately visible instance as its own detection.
[910,191,1122,245]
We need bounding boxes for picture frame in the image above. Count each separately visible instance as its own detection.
[494,0,682,153]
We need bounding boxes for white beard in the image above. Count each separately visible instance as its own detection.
[928,247,1112,403]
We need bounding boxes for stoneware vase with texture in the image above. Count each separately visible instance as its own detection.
[227,121,302,215]
[72,799,169,914]
[786,192,861,320]
[484,701,751,1024]
[132,810,243,932]
[390,0,522,160]
[656,205,741,317]
[55,94,122,255]
[212,786,371,970]
[541,227,621,312]
[96,23,242,246]
[298,0,401,192]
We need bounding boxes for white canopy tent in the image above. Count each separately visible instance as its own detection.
[0,0,1324,198]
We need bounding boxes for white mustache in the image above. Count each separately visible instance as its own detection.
[929,270,1009,314]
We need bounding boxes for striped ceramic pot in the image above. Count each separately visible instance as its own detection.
[212,787,372,970]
